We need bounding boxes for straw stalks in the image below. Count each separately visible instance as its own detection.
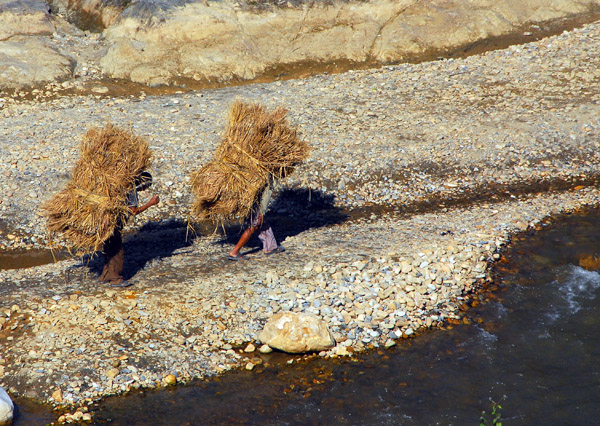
[190,100,309,224]
[42,123,152,255]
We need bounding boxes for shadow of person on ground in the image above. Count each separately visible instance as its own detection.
[85,218,198,281]
[218,188,348,251]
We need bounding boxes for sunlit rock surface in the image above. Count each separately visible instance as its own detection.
[1,0,599,89]
[0,0,74,89]
[0,0,53,40]
[0,37,74,89]
[99,0,600,85]
[259,312,335,353]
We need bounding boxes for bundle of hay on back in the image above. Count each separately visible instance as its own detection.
[42,123,152,255]
[191,100,309,224]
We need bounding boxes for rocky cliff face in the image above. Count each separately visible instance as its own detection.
[99,0,600,85]
[1,0,600,90]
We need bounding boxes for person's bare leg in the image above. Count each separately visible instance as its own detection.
[229,227,257,257]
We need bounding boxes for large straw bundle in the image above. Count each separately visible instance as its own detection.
[42,123,152,255]
[191,101,309,223]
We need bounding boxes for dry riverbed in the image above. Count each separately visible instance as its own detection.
[1,18,600,421]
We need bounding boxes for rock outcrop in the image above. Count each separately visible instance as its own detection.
[2,0,600,91]
[0,0,75,90]
[0,0,53,40]
[99,0,600,85]
[0,37,74,90]
[47,0,128,31]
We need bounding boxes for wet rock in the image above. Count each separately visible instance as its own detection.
[334,345,351,356]
[258,344,273,354]
[258,312,335,354]
[579,254,600,271]
[384,339,396,349]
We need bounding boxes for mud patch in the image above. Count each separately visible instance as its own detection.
[0,249,67,271]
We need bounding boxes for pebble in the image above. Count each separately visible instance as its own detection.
[258,344,273,354]
[163,374,177,385]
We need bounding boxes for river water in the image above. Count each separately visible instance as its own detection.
[8,207,580,425]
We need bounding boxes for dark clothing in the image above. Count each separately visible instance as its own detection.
[100,190,138,283]
[100,228,124,283]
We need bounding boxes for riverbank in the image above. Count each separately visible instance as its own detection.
[1,17,600,420]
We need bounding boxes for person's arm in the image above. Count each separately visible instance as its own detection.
[129,195,159,215]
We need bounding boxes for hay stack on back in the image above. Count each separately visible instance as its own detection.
[191,101,309,223]
[42,123,152,255]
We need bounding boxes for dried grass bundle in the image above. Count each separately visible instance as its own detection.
[42,123,152,255]
[191,101,309,223]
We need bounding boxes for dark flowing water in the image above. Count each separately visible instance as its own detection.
[10,207,600,424]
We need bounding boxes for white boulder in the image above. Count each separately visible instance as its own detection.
[258,312,335,354]
[0,386,14,426]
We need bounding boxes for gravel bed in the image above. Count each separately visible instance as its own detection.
[1,20,600,417]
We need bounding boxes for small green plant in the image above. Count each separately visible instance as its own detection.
[479,396,505,426]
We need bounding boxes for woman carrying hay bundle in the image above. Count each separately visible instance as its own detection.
[43,124,160,287]
[227,178,281,261]
[100,171,159,286]
[190,100,309,260]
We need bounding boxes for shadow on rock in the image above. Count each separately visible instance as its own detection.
[85,218,197,281]
[219,188,348,249]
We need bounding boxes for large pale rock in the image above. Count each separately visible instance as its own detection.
[0,386,13,426]
[0,0,53,40]
[0,37,75,89]
[258,312,335,354]
[100,0,600,86]
[0,0,75,89]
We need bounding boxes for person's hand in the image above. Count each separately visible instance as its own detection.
[149,195,160,206]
